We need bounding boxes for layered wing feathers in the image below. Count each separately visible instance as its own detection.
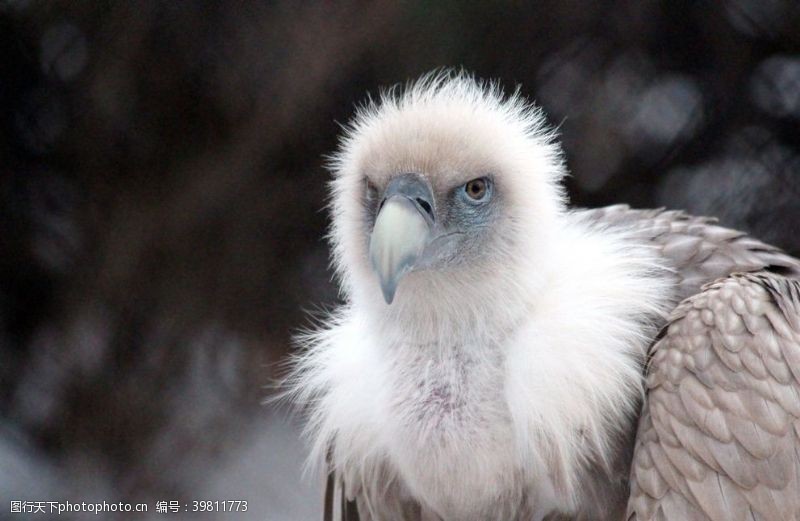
[628,273,800,521]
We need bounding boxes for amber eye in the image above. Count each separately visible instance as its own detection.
[464,178,488,201]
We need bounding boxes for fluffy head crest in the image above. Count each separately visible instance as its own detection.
[330,71,564,188]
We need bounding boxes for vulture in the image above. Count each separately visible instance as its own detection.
[286,72,800,521]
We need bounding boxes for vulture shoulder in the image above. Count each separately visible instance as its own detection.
[582,204,800,300]
[593,206,800,520]
[627,273,800,520]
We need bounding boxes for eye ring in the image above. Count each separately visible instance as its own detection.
[464,177,490,201]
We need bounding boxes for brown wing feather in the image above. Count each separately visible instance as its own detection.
[343,488,361,521]
[323,465,430,521]
[324,469,335,521]
[628,273,800,520]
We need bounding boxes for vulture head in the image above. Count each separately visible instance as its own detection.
[329,74,566,320]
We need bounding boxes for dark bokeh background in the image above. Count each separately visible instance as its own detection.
[1,1,799,519]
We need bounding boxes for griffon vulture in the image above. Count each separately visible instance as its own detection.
[286,73,800,521]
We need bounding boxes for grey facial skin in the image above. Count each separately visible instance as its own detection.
[367,173,493,304]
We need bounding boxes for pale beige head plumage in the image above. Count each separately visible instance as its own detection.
[327,71,568,311]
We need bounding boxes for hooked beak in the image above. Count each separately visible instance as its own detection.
[368,174,435,304]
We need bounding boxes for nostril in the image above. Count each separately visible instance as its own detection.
[378,198,386,213]
[415,198,433,219]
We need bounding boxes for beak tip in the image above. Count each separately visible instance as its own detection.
[380,281,396,305]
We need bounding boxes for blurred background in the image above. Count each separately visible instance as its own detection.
[1,1,799,519]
